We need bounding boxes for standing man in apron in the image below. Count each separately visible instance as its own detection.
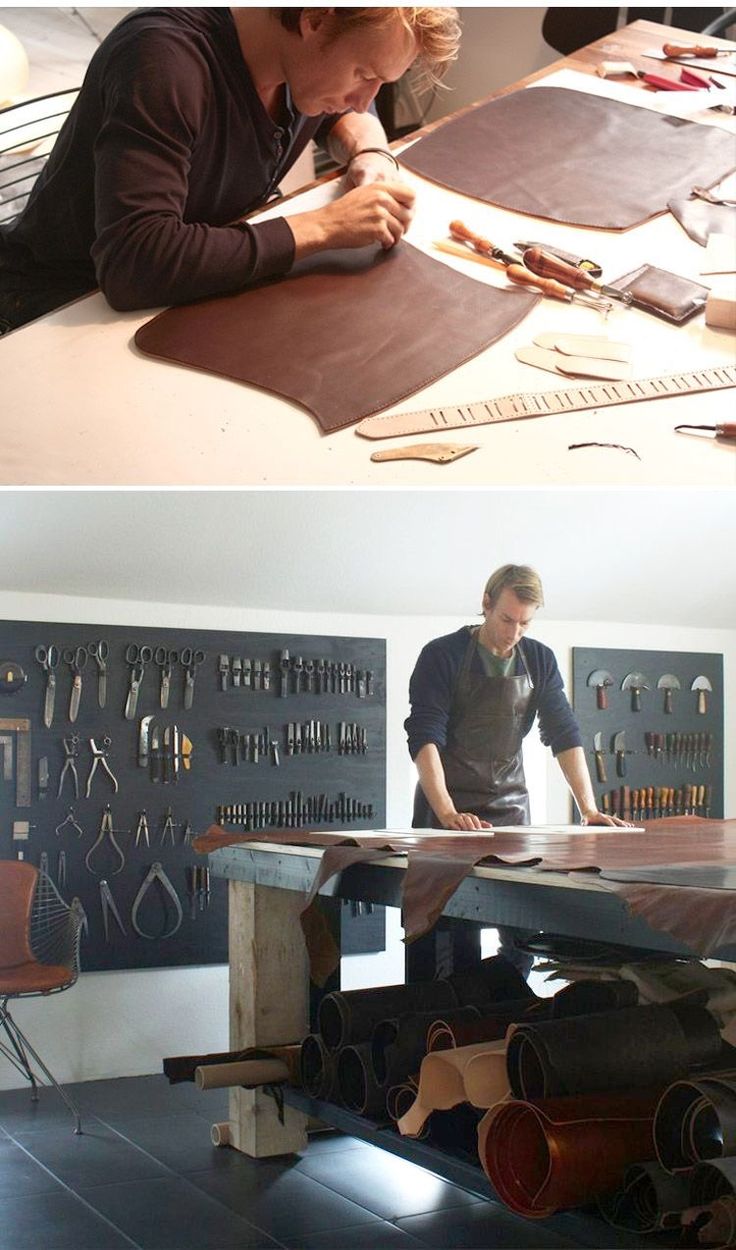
[405,564,628,975]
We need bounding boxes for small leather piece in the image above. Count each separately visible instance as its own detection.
[668,194,736,247]
[654,1071,736,1171]
[318,980,458,1051]
[478,1090,660,1218]
[515,345,632,380]
[134,243,538,433]
[598,1161,693,1232]
[506,1003,723,1100]
[399,87,736,230]
[607,263,710,324]
[533,333,631,362]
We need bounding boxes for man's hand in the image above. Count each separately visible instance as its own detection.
[345,152,399,189]
[581,810,635,828]
[437,809,493,831]
[289,182,415,257]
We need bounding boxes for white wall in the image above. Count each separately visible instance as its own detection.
[1,588,733,1088]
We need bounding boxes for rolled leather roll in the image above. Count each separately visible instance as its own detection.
[397,1039,508,1138]
[319,980,458,1051]
[680,1195,736,1250]
[445,955,536,1006]
[598,1161,692,1233]
[507,1003,723,1100]
[371,1006,480,1086]
[689,1157,736,1203]
[427,997,546,1053]
[478,1091,660,1219]
[337,1041,388,1119]
[654,1071,736,1171]
[551,978,639,1017]
[300,1033,339,1102]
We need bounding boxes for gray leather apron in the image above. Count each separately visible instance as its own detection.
[413,628,534,827]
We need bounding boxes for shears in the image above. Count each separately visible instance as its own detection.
[35,644,60,727]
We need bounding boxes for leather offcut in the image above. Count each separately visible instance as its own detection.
[399,87,736,230]
[134,242,538,432]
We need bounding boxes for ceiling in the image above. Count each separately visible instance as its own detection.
[0,490,734,628]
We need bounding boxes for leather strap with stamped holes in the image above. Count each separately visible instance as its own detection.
[355,365,736,440]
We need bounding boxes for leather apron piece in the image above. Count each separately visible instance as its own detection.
[413,630,533,828]
[134,242,538,433]
[399,87,736,231]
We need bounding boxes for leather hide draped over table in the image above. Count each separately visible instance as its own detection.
[398,86,736,230]
[134,242,538,433]
[195,817,736,980]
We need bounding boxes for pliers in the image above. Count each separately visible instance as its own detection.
[99,879,127,941]
[85,805,126,876]
[85,736,119,798]
[57,735,80,799]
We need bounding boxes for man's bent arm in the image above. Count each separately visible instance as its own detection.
[414,743,491,831]
[556,746,629,826]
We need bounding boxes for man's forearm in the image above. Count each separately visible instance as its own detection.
[414,743,455,824]
[556,746,598,819]
[325,111,392,164]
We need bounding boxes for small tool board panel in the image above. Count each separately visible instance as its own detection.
[0,620,386,972]
[572,648,723,824]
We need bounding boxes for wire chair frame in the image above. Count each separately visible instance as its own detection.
[0,88,80,227]
[0,866,85,1133]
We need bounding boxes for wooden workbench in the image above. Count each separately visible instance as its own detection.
[3,20,734,486]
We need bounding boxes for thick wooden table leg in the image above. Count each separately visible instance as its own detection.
[227,879,309,1156]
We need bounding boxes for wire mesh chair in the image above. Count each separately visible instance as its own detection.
[702,9,736,37]
[0,860,85,1133]
[0,87,79,227]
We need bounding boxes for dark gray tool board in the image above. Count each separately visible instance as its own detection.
[0,620,386,973]
[572,647,723,822]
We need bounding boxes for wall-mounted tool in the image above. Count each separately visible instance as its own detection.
[160,807,177,845]
[57,734,80,800]
[587,669,613,709]
[88,639,109,709]
[621,671,650,711]
[62,645,88,723]
[35,644,60,727]
[55,807,84,838]
[218,654,230,692]
[138,715,156,769]
[134,811,151,848]
[0,733,13,784]
[691,675,713,714]
[181,647,205,710]
[657,674,681,714]
[154,646,178,710]
[99,879,127,941]
[0,661,27,693]
[85,805,126,876]
[0,718,31,807]
[131,862,183,940]
[612,730,632,778]
[592,732,607,783]
[38,756,48,801]
[125,644,152,720]
[85,736,119,798]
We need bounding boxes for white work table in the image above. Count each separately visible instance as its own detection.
[3,59,735,486]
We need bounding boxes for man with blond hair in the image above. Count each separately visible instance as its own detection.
[406,564,627,972]
[0,7,460,331]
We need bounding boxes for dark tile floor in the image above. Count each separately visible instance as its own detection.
[0,1074,621,1250]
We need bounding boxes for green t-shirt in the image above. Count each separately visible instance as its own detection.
[476,641,516,678]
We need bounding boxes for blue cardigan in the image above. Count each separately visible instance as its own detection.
[405,626,582,760]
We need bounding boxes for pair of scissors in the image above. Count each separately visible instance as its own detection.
[35,644,60,727]
[154,646,179,709]
[62,645,89,723]
[124,643,152,720]
[181,647,206,710]
[88,639,109,708]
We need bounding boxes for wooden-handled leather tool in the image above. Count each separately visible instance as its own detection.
[675,423,736,441]
[520,247,632,304]
[447,222,575,303]
[663,43,732,58]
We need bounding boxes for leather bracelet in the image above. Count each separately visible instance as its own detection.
[346,147,400,173]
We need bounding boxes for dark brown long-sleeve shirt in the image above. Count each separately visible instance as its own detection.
[0,8,341,325]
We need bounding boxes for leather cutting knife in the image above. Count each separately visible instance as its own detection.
[370,443,478,464]
[138,715,155,769]
[593,732,607,784]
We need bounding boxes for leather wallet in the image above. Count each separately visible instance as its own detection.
[608,264,710,324]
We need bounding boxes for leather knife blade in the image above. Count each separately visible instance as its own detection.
[44,671,56,729]
[181,734,192,770]
[138,715,155,769]
[593,732,607,783]
[69,674,82,723]
[163,726,172,783]
[150,724,161,782]
[371,442,478,464]
[172,724,180,782]
[125,673,141,720]
[613,731,627,778]
[97,668,107,710]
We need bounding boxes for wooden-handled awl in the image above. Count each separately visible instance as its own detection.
[663,42,732,58]
[675,423,736,441]
[520,246,632,304]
